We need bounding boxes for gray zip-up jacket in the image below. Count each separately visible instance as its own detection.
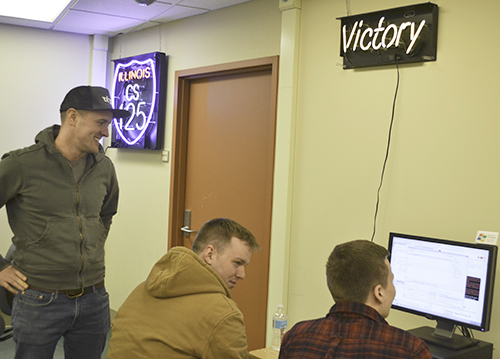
[0,125,119,290]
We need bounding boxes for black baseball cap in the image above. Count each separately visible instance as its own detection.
[60,86,131,119]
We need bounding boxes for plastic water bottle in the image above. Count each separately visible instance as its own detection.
[271,304,287,351]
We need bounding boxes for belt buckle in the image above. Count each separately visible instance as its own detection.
[66,288,84,298]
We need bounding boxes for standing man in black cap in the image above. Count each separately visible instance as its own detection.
[0,86,130,359]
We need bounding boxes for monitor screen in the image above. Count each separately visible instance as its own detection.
[388,233,497,338]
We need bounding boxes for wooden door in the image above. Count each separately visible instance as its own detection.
[168,56,279,350]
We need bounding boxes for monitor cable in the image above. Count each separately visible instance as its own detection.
[371,58,400,242]
[458,326,480,346]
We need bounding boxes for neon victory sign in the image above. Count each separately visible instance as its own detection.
[111,52,167,150]
[338,3,438,69]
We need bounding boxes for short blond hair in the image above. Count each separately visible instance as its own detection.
[192,218,260,254]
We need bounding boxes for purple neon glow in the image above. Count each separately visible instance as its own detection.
[112,58,157,146]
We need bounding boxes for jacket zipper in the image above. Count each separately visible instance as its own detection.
[68,157,97,292]
[76,183,84,290]
[76,163,98,290]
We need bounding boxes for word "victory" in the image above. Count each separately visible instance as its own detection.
[342,17,425,55]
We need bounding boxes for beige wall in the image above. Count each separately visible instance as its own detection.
[103,0,282,311]
[1,0,499,355]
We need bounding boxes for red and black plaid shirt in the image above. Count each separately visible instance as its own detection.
[279,301,432,359]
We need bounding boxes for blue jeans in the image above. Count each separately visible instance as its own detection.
[11,286,110,359]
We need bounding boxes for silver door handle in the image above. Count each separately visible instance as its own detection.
[181,226,198,234]
[182,210,197,237]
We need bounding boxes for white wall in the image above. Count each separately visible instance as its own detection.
[0,24,92,254]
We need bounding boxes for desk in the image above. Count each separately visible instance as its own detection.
[249,347,279,359]
[249,329,493,359]
[409,327,493,359]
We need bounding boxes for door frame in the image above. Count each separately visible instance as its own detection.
[168,56,280,248]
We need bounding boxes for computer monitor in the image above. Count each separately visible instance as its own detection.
[388,232,497,350]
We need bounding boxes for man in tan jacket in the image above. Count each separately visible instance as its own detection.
[107,218,260,359]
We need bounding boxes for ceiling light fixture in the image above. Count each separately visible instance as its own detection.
[135,0,157,6]
[0,0,72,22]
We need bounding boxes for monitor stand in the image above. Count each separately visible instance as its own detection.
[410,325,477,351]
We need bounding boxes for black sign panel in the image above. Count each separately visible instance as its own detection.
[338,3,438,69]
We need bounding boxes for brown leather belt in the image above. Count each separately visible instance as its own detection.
[28,280,105,298]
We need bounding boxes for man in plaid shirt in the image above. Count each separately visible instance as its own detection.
[279,240,432,359]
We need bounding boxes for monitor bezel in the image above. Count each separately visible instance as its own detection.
[388,232,498,332]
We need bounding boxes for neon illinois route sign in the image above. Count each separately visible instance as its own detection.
[111,52,167,149]
[338,3,438,69]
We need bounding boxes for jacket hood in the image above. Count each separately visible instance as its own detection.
[35,125,105,161]
[145,246,231,299]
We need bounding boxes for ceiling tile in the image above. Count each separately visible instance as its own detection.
[71,0,175,20]
[160,0,183,4]
[53,10,146,36]
[0,0,255,36]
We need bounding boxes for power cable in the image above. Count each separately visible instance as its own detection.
[371,59,400,241]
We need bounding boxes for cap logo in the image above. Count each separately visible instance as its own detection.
[102,96,112,105]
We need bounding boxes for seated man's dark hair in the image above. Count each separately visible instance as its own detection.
[326,240,389,303]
